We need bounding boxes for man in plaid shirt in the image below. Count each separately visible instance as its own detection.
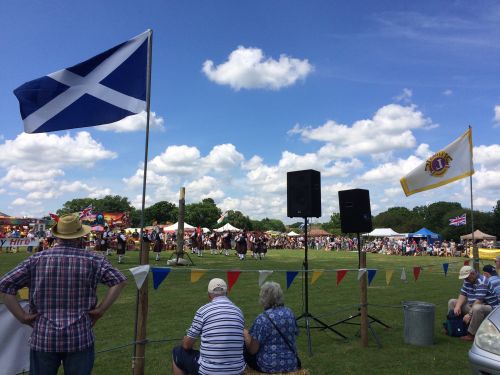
[0,214,127,375]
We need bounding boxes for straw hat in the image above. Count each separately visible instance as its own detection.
[51,214,91,239]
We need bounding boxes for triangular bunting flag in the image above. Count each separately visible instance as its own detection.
[401,268,407,282]
[357,268,367,280]
[385,269,394,285]
[464,260,470,266]
[129,265,150,290]
[443,263,449,276]
[367,269,377,286]
[413,267,421,281]
[227,270,242,293]
[336,269,348,286]
[191,269,207,283]
[311,270,324,285]
[286,271,299,289]
[151,267,171,290]
[259,270,273,286]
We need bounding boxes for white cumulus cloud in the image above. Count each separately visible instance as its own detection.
[97,111,165,133]
[0,131,116,169]
[290,104,434,158]
[202,46,313,90]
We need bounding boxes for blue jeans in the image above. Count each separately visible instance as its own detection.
[30,345,94,375]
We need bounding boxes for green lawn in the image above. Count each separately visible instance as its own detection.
[1,248,483,374]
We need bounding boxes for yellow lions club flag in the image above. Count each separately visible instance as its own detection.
[400,128,474,196]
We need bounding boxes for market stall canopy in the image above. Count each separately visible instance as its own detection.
[460,230,496,241]
[287,231,300,237]
[163,222,195,232]
[215,223,241,232]
[203,227,211,233]
[265,230,281,236]
[408,227,441,239]
[363,228,403,237]
[407,227,441,244]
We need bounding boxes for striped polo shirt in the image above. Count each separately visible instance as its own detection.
[460,275,488,304]
[486,275,500,307]
[186,295,245,375]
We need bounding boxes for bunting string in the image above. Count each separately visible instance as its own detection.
[123,259,468,290]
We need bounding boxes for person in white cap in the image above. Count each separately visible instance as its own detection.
[172,278,245,375]
[0,214,127,374]
[447,265,493,341]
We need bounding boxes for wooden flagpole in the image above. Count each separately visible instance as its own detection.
[133,28,153,375]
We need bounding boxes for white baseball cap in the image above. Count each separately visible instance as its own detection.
[208,278,227,293]
[459,265,474,280]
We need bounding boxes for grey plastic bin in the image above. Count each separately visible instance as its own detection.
[403,301,435,346]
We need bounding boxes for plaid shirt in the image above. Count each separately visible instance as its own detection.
[0,245,126,352]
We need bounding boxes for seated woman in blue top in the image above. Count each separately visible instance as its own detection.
[244,281,299,373]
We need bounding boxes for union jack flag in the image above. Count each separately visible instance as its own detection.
[49,213,59,222]
[449,213,466,226]
[79,205,93,220]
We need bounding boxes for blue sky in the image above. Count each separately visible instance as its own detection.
[1,0,499,223]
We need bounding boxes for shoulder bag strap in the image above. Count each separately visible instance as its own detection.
[263,311,299,358]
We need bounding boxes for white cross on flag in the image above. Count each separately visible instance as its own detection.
[13,30,150,134]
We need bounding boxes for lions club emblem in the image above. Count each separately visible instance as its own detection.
[425,151,452,177]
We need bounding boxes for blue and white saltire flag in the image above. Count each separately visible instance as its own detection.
[13,30,150,134]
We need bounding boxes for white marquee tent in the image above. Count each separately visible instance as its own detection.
[163,222,195,232]
[287,231,300,236]
[363,228,403,237]
[215,223,241,232]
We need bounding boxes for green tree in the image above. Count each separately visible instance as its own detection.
[372,207,419,233]
[185,198,221,228]
[493,200,500,238]
[253,218,286,232]
[95,195,133,212]
[144,201,178,225]
[57,198,95,215]
[422,201,463,232]
[220,210,252,231]
[58,195,134,222]
[322,212,341,235]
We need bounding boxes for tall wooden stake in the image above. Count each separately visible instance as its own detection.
[176,187,186,261]
[133,29,153,375]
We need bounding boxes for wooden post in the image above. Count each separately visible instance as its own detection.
[176,187,185,261]
[133,242,149,375]
[360,250,369,347]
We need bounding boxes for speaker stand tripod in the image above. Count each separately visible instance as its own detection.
[326,233,390,348]
[296,217,347,356]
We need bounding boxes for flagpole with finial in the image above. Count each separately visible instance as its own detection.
[133,28,153,375]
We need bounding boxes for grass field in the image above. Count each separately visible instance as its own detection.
[1,248,485,375]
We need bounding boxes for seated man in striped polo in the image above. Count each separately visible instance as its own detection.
[448,265,496,341]
[172,278,245,375]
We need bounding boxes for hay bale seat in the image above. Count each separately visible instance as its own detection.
[243,367,310,375]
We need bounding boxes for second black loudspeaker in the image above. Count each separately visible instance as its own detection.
[338,188,373,233]
[287,169,321,218]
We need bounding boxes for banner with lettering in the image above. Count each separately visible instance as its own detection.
[0,238,39,248]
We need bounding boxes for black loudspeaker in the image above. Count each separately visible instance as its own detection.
[287,170,321,218]
[338,189,373,233]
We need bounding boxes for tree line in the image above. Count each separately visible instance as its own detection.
[55,196,500,241]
